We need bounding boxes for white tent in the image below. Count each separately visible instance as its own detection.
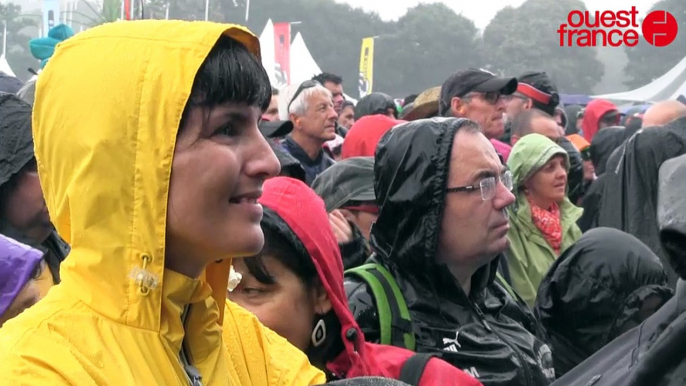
[289,32,321,88]
[592,56,686,102]
[258,19,277,88]
[0,55,15,77]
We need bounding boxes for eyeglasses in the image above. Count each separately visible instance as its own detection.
[446,170,513,201]
[288,80,320,111]
[465,91,503,105]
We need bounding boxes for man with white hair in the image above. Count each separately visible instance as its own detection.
[281,80,338,185]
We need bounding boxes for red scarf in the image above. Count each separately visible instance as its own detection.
[528,196,563,254]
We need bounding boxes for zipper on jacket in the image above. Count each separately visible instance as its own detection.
[473,303,535,386]
[180,304,204,386]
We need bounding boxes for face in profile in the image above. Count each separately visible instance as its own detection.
[440,129,516,269]
[297,92,338,142]
[165,102,280,275]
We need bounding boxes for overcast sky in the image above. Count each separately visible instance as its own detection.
[335,0,660,30]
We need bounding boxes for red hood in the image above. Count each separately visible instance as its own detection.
[258,177,484,385]
[341,115,405,159]
[582,99,618,142]
[259,177,373,376]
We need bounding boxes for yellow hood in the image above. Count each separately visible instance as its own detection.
[33,20,259,330]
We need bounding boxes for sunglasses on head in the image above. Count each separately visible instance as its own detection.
[288,80,320,111]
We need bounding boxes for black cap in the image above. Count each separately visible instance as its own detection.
[517,71,558,96]
[258,120,293,138]
[439,68,517,115]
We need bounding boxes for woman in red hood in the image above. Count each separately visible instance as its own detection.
[229,176,483,385]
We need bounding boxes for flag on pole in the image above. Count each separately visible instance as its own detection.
[124,0,131,20]
[273,22,291,86]
[358,37,374,98]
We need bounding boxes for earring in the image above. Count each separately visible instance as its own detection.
[311,318,326,347]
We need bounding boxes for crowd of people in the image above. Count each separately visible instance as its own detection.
[1,19,686,386]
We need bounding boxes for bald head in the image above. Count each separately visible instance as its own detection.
[510,108,560,146]
[642,100,686,128]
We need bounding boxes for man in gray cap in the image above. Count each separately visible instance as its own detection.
[312,157,377,269]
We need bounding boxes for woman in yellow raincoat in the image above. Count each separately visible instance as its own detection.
[0,20,325,386]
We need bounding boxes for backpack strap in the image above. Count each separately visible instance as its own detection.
[345,263,415,351]
[399,353,435,386]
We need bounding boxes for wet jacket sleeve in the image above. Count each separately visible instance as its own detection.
[344,277,381,343]
[418,358,485,386]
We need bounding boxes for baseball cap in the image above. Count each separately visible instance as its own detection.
[258,119,293,138]
[439,68,517,115]
[515,71,560,114]
[311,157,376,212]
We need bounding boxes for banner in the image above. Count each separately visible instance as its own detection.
[358,37,374,98]
[273,22,291,86]
[124,0,131,20]
[42,0,61,37]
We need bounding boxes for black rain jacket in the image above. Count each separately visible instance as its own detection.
[598,116,686,287]
[345,118,555,386]
[552,153,686,386]
[534,227,672,377]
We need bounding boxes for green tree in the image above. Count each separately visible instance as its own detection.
[374,3,484,97]
[0,2,37,80]
[482,0,604,94]
[623,0,686,89]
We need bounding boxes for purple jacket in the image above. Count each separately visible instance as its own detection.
[0,234,43,316]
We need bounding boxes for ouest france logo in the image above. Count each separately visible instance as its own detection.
[557,6,679,47]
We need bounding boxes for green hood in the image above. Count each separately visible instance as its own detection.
[508,133,569,188]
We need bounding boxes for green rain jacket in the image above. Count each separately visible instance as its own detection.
[506,134,583,306]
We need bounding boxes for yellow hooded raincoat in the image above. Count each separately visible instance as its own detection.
[0,20,325,386]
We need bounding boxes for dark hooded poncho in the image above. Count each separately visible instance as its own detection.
[345,117,555,386]
[551,153,686,386]
[598,116,686,287]
[534,228,672,377]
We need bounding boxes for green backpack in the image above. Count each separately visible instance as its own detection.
[344,263,416,351]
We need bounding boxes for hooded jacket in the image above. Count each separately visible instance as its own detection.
[258,177,483,385]
[0,92,69,283]
[282,136,335,186]
[577,126,628,232]
[534,228,672,377]
[0,233,43,319]
[345,118,555,386]
[598,116,686,288]
[581,99,617,142]
[506,134,583,306]
[0,21,324,386]
[354,93,396,121]
[551,153,686,386]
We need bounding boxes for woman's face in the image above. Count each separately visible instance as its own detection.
[165,103,280,278]
[526,155,568,207]
[229,256,324,351]
[337,105,355,129]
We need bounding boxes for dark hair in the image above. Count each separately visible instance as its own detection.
[511,108,554,138]
[244,222,319,289]
[312,72,343,85]
[184,35,272,114]
[340,100,355,112]
[271,88,279,96]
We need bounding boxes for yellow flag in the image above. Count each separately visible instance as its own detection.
[358,37,374,98]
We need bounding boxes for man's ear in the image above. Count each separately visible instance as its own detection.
[451,97,466,117]
[524,98,533,110]
[289,113,300,128]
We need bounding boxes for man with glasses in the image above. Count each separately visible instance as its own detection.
[283,79,338,185]
[345,118,556,386]
[439,68,517,140]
